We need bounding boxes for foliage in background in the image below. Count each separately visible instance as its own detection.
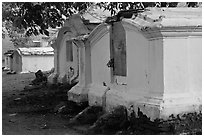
[3,21,31,47]
[2,2,201,47]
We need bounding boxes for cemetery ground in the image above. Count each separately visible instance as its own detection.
[2,72,84,135]
[2,72,202,135]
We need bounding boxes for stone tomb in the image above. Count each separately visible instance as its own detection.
[67,8,202,120]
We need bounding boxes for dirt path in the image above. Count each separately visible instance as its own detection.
[2,72,82,135]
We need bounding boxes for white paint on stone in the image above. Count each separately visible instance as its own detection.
[50,14,92,86]
[10,47,54,73]
[21,55,54,73]
[88,83,110,106]
[53,8,202,120]
[85,8,202,120]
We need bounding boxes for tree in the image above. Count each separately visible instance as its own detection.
[2,2,94,37]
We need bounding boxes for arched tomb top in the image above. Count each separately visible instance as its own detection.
[53,14,90,49]
[87,23,110,46]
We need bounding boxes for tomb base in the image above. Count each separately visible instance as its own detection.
[86,84,202,120]
[87,84,163,120]
[105,89,162,120]
[160,92,202,119]
[88,84,110,107]
[68,84,89,103]
[105,89,202,120]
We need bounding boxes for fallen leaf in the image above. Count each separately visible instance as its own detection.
[14,98,21,101]
[9,113,17,116]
